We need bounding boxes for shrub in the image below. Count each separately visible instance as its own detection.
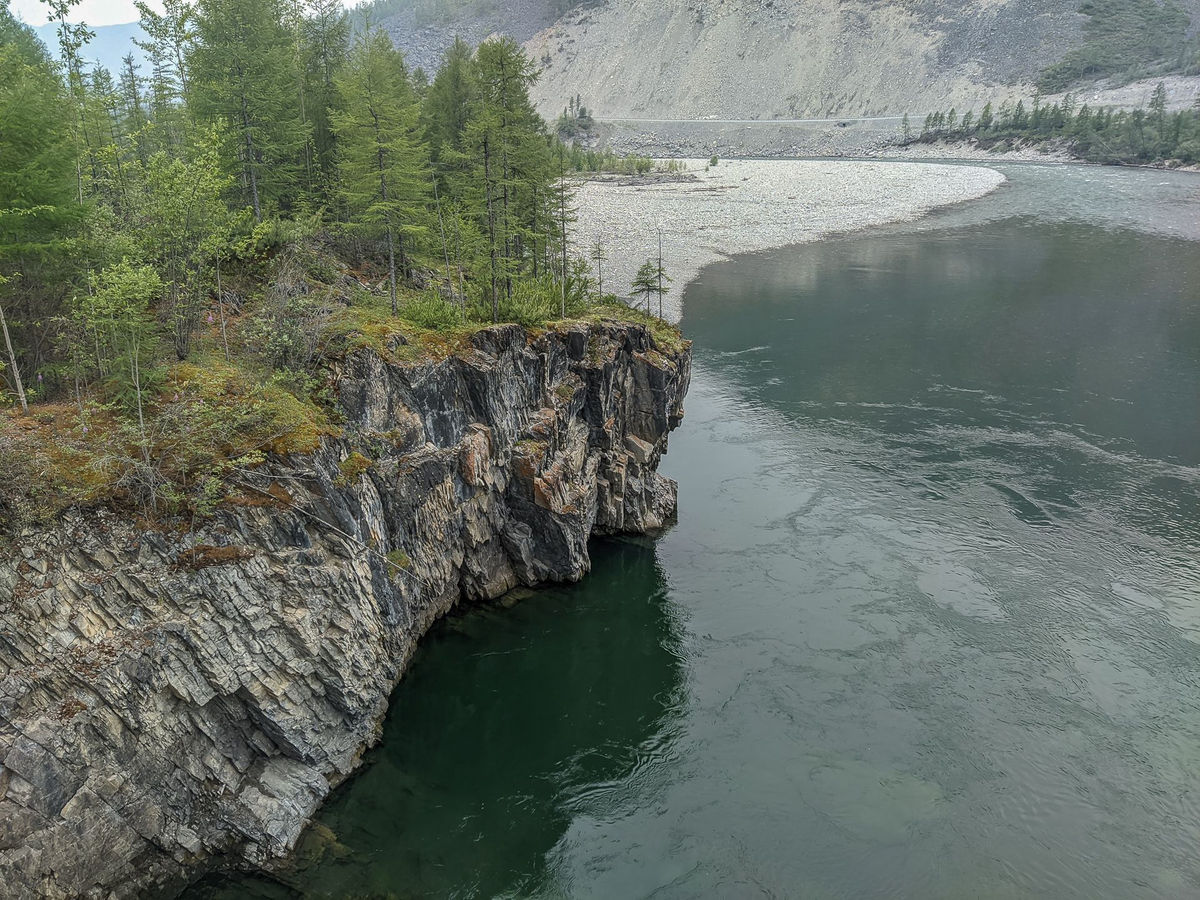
[336,451,374,486]
[400,290,462,330]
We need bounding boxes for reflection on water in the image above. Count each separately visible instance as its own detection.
[191,164,1200,899]
[189,543,685,899]
[691,218,1200,541]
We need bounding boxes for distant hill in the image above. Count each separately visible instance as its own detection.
[361,0,570,75]
[372,0,1200,119]
[33,21,148,77]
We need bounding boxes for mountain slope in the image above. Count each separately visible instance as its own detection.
[376,0,1199,119]
[526,0,1087,118]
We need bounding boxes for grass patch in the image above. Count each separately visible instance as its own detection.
[585,303,688,355]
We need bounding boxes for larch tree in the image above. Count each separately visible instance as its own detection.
[0,13,84,381]
[631,254,671,317]
[191,0,308,220]
[333,27,429,314]
[468,37,551,313]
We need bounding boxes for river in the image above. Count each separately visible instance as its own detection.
[193,163,1200,899]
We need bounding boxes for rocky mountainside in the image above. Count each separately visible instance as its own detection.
[0,320,690,897]
[377,0,1200,119]
[375,0,566,75]
[526,0,1080,117]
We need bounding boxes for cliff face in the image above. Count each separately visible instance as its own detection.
[0,320,690,898]
[527,0,1085,119]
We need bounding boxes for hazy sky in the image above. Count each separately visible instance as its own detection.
[12,0,365,27]
[12,1,161,27]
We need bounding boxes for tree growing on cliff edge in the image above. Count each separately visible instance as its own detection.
[590,239,607,300]
[632,256,671,318]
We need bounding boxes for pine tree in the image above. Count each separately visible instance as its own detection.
[300,0,349,200]
[631,255,671,317]
[333,27,430,314]
[424,36,475,165]
[590,239,606,300]
[468,37,552,309]
[134,0,195,149]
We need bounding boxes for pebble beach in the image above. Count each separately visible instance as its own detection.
[573,159,1007,321]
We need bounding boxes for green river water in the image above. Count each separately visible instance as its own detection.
[193,163,1200,899]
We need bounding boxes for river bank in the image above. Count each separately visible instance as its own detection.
[574,159,1006,321]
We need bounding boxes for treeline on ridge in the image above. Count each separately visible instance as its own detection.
[906,84,1200,165]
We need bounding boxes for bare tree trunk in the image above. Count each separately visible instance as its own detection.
[432,179,453,302]
[376,132,398,315]
[216,258,230,361]
[484,138,498,323]
[451,204,466,314]
[0,303,28,414]
[559,170,568,318]
[241,89,262,221]
[386,224,398,316]
[657,230,664,319]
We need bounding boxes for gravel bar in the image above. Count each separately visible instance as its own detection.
[573,159,1006,321]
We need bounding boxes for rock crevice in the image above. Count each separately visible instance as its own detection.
[0,320,690,898]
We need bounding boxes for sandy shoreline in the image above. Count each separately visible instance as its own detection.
[572,159,1006,321]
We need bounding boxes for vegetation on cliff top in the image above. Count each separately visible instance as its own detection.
[0,0,679,535]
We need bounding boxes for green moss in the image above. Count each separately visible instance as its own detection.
[385,549,411,578]
[584,303,688,355]
[335,451,374,486]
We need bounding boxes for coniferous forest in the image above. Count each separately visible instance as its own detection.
[0,0,674,529]
[907,85,1200,166]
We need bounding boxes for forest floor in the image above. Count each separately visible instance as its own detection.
[573,159,1006,322]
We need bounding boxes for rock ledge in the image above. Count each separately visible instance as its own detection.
[0,320,690,898]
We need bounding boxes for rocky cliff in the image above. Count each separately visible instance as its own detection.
[0,319,690,898]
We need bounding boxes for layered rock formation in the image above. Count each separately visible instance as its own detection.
[0,320,690,898]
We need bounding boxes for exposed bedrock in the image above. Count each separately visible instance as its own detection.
[0,320,690,898]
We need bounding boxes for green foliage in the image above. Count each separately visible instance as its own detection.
[0,11,84,367]
[631,257,672,318]
[336,450,373,484]
[132,124,235,360]
[332,26,430,312]
[0,0,676,526]
[401,289,462,329]
[1038,0,1193,91]
[191,0,309,218]
[77,260,163,416]
[913,85,1200,166]
[384,548,410,577]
